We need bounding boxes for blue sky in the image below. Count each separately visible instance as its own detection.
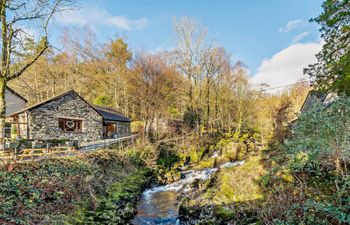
[51,0,324,89]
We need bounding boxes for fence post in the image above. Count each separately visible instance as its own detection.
[14,148,17,163]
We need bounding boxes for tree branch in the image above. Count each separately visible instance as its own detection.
[8,39,48,81]
[8,0,64,81]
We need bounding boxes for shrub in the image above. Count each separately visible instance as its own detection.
[0,150,145,224]
[156,143,180,169]
[286,96,350,175]
[183,107,202,129]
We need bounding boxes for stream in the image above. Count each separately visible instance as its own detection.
[132,161,244,225]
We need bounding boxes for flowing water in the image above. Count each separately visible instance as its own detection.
[132,168,218,225]
[132,161,244,225]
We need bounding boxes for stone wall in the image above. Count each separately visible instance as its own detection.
[28,92,103,142]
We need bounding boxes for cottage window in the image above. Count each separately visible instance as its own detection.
[58,118,83,132]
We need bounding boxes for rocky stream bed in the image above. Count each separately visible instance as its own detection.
[131,161,245,225]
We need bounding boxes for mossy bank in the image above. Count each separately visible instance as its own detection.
[0,149,155,224]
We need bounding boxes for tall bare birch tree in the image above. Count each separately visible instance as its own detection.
[174,17,210,132]
[174,17,207,111]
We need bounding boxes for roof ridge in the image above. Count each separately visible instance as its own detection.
[7,90,104,118]
[7,90,131,122]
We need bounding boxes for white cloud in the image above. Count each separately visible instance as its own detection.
[153,42,175,53]
[293,32,309,43]
[279,19,303,33]
[18,26,38,40]
[250,41,323,90]
[107,16,147,30]
[58,7,148,31]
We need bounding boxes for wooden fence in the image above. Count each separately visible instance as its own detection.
[0,135,139,165]
[0,146,77,165]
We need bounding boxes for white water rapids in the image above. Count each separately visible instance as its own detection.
[132,161,244,225]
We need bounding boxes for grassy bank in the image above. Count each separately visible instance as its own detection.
[178,148,286,224]
[178,98,350,224]
[179,134,350,224]
[0,149,155,224]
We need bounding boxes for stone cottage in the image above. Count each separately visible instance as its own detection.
[7,90,131,142]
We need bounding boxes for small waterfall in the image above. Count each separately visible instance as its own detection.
[132,162,244,225]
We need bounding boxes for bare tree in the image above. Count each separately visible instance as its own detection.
[231,62,250,134]
[131,53,181,139]
[202,47,230,131]
[174,17,208,112]
[0,0,74,148]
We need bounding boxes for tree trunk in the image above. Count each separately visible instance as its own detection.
[0,79,6,150]
[206,79,210,132]
[0,0,7,150]
[114,75,119,109]
[215,87,219,130]
[123,83,129,117]
[237,103,243,135]
[188,75,194,111]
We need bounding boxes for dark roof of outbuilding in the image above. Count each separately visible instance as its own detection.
[93,105,131,122]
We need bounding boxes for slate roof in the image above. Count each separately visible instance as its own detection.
[8,90,131,123]
[8,90,96,117]
[93,105,131,123]
[6,86,28,103]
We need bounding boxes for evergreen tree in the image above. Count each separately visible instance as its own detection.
[305,0,350,94]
